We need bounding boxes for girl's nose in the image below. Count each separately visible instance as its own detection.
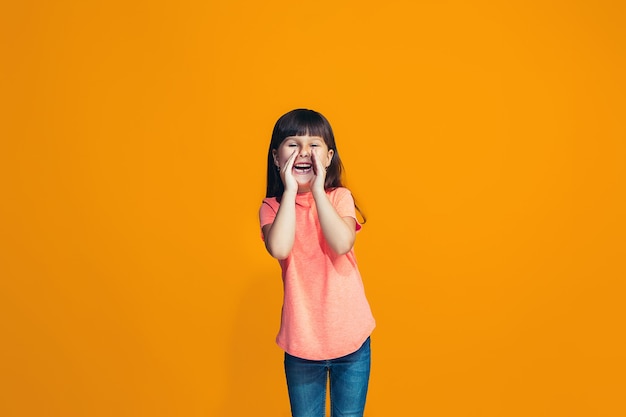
[299,147,309,157]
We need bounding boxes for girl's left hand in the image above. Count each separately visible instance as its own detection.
[311,148,327,193]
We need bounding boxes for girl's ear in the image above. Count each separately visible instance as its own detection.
[272,149,279,167]
[326,149,335,167]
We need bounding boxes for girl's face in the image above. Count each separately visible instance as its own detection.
[272,135,334,193]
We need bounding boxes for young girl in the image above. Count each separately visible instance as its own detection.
[259,109,376,417]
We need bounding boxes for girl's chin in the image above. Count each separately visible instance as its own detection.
[294,176,312,184]
[295,178,313,192]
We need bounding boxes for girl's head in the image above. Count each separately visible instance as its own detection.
[266,109,345,198]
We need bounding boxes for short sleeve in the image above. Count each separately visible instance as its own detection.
[330,188,362,232]
[259,198,279,240]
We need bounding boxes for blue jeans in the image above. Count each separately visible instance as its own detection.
[284,337,371,417]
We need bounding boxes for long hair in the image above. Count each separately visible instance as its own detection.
[265,109,344,199]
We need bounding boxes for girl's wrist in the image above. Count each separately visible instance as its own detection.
[282,189,298,199]
[311,187,327,200]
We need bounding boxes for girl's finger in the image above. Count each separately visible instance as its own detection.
[312,148,323,174]
[285,149,298,170]
[281,149,299,190]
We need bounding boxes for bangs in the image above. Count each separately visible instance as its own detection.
[275,109,333,145]
[281,121,326,138]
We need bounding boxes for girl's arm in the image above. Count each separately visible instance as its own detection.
[262,149,299,260]
[262,191,297,260]
[312,189,357,255]
[310,148,356,255]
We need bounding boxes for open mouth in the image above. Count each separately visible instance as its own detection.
[293,163,312,174]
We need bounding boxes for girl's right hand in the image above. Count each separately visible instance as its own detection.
[280,150,298,193]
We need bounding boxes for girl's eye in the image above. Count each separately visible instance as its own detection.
[288,143,297,147]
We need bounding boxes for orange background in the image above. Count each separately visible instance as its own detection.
[1,1,625,416]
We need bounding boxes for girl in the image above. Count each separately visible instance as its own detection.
[259,109,375,417]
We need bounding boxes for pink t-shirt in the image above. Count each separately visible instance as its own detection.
[260,187,375,360]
